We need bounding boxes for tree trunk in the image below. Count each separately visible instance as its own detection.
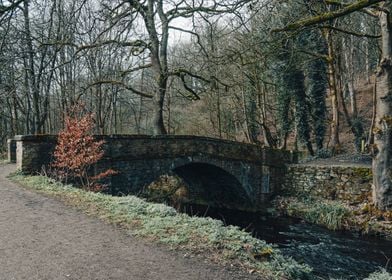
[152,78,167,135]
[144,0,169,135]
[343,35,358,117]
[324,29,340,151]
[365,36,371,84]
[373,5,392,210]
[23,0,42,134]
[367,76,377,147]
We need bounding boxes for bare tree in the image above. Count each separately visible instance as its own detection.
[94,0,251,134]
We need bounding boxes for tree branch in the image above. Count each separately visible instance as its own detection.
[0,0,24,15]
[361,7,380,17]
[179,75,201,100]
[297,49,330,60]
[41,39,149,55]
[169,69,213,100]
[169,68,211,84]
[166,0,251,21]
[87,80,153,98]
[325,0,346,6]
[119,63,153,77]
[321,24,381,38]
[272,0,384,32]
[168,26,209,57]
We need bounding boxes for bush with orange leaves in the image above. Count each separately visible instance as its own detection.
[52,105,116,191]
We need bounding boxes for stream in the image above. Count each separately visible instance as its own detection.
[180,204,392,280]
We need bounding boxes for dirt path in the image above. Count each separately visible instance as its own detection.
[0,164,257,280]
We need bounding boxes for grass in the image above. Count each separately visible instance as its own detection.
[364,268,392,280]
[278,196,392,239]
[10,171,313,280]
[0,153,8,164]
[284,198,351,231]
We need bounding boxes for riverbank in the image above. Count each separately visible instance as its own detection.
[8,168,312,280]
[274,196,392,240]
[280,161,392,240]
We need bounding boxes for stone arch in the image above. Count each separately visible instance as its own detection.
[172,162,253,210]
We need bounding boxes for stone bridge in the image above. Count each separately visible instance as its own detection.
[9,135,294,211]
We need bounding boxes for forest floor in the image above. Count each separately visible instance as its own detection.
[0,163,259,280]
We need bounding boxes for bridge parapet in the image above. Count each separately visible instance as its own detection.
[106,135,294,165]
[11,134,294,211]
[13,134,294,171]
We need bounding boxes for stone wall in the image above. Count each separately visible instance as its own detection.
[282,164,372,204]
[15,135,57,173]
[7,139,16,163]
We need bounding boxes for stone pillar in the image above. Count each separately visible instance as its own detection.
[15,135,57,173]
[7,139,16,163]
[261,166,271,194]
[16,139,24,171]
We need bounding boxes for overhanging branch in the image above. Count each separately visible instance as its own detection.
[272,0,384,32]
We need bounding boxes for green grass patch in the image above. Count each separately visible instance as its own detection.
[10,172,313,280]
[285,198,351,231]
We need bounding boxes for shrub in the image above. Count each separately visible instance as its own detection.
[52,104,116,191]
[144,175,189,208]
[315,148,332,159]
[0,152,7,163]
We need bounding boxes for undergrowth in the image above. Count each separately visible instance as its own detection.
[364,268,392,280]
[10,172,313,280]
[281,196,392,240]
[0,152,7,164]
[285,198,351,231]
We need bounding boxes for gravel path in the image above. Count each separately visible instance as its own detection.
[0,164,258,280]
